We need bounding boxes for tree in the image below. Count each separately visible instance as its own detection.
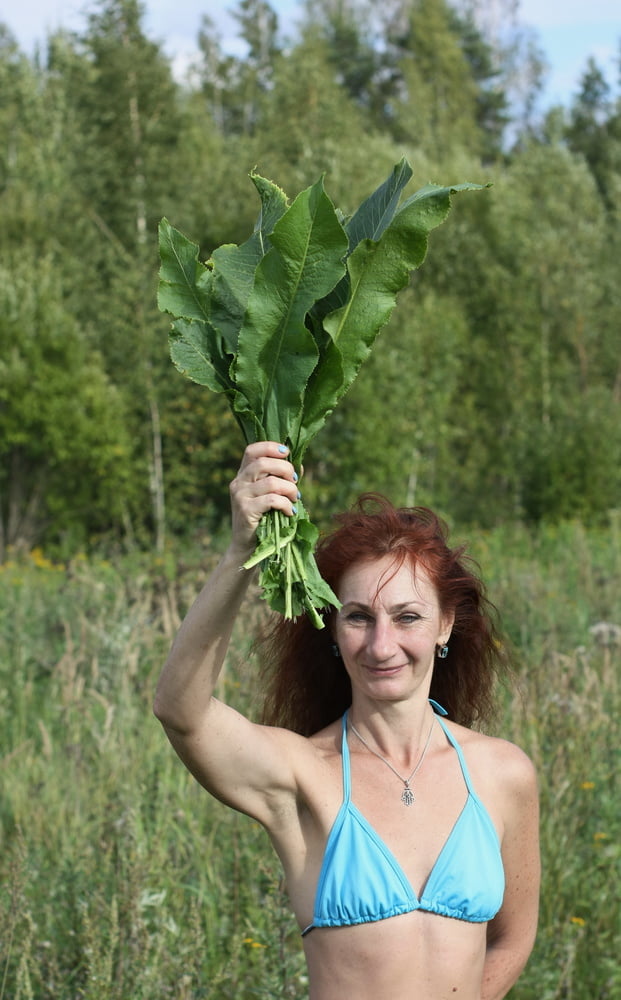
[198,1,282,136]
[56,0,193,550]
[373,0,500,158]
[0,260,134,557]
[233,0,280,71]
[63,0,181,252]
[0,26,87,259]
[454,0,547,142]
[244,29,388,195]
[300,0,380,104]
[298,0,509,157]
[453,8,509,159]
[427,141,617,524]
[2,0,619,552]
[565,56,618,204]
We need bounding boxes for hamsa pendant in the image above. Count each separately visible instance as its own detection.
[401,785,415,806]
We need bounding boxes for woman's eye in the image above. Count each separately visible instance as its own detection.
[346,612,371,624]
[397,614,419,624]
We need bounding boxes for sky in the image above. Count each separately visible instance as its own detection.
[4,0,620,109]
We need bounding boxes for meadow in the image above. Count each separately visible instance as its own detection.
[1,517,619,999]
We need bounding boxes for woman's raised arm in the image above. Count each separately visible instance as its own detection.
[152,441,303,821]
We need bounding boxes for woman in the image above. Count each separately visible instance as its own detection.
[154,441,540,1000]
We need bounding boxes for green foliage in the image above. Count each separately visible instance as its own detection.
[300,0,379,104]
[0,0,619,550]
[408,141,619,525]
[67,0,182,252]
[565,56,621,206]
[0,259,134,556]
[158,163,485,619]
[302,0,509,160]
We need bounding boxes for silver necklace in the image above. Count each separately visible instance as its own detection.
[349,714,436,806]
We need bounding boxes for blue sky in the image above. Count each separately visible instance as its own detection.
[5,0,620,109]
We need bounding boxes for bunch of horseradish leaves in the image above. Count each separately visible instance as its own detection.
[158,159,486,627]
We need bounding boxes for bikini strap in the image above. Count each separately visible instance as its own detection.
[341,711,352,800]
[429,697,448,716]
[434,714,476,795]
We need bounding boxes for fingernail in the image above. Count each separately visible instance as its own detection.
[278,444,288,454]
[292,471,299,482]
[292,505,298,515]
[297,490,302,500]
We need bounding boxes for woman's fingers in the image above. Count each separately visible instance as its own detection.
[238,443,299,493]
[238,442,297,482]
[229,443,301,552]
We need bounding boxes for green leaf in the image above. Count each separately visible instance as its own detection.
[324,182,486,392]
[169,319,258,443]
[294,342,344,457]
[209,241,263,355]
[250,171,289,248]
[310,158,415,330]
[300,162,418,449]
[233,176,348,457]
[300,182,486,446]
[209,174,290,355]
[157,219,212,322]
[345,156,414,247]
[168,318,233,395]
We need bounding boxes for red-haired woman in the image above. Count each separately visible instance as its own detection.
[154,441,540,1000]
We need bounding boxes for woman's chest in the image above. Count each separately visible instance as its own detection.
[275,741,472,923]
[344,747,470,895]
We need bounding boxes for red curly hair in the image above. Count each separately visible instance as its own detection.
[259,495,506,734]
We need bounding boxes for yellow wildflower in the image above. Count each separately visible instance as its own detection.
[243,937,266,948]
[593,832,608,841]
[30,547,54,570]
[570,916,585,927]
[580,781,595,790]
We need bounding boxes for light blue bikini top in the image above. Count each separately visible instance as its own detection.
[301,703,504,935]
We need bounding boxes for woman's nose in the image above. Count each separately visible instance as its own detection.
[367,619,396,660]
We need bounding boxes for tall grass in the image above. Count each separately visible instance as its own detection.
[0,519,619,999]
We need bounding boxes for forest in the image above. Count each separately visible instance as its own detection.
[1,0,620,557]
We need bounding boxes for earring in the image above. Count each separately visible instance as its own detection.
[437,643,449,659]
[331,643,341,658]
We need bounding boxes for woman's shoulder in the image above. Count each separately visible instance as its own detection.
[308,715,345,756]
[446,720,538,796]
[445,722,539,845]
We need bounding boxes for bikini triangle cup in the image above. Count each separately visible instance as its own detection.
[301,701,505,935]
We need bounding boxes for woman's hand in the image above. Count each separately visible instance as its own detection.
[229,442,300,559]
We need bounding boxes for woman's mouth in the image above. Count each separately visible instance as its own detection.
[365,664,404,676]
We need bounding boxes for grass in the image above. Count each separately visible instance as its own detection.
[0,518,619,999]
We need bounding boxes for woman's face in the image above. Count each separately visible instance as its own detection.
[333,555,454,704]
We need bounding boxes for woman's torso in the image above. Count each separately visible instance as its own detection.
[266,710,506,1000]
[302,909,487,1000]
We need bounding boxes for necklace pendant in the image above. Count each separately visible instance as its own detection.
[401,785,415,807]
